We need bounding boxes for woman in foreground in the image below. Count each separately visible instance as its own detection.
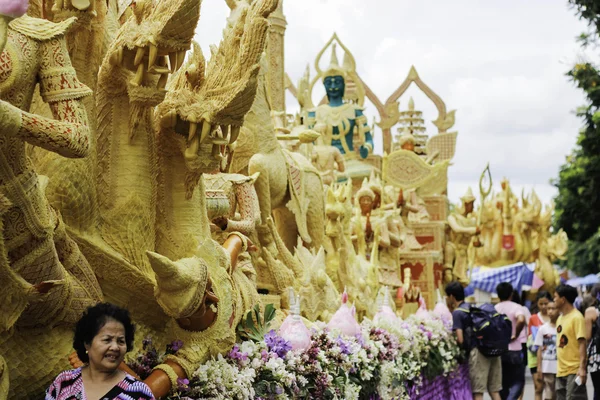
[45,303,155,400]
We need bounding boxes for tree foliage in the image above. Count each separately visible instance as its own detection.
[554,1,600,275]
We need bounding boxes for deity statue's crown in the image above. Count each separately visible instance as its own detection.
[356,177,375,201]
[322,43,347,81]
[460,187,476,203]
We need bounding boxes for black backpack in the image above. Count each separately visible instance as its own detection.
[457,303,512,357]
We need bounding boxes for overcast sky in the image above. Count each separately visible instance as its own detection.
[195,0,590,206]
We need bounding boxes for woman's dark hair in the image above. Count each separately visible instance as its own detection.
[511,289,522,305]
[536,291,552,302]
[581,294,598,313]
[496,282,513,301]
[590,283,600,300]
[445,281,465,301]
[555,284,578,305]
[73,303,135,364]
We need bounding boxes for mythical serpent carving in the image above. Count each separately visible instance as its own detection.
[1,0,278,396]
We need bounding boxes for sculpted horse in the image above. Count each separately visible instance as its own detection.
[246,57,325,254]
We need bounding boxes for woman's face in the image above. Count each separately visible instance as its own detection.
[85,319,127,372]
[537,297,550,315]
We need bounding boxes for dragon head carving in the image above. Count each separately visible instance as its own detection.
[156,0,277,175]
[105,0,201,92]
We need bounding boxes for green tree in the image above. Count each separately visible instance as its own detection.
[554,0,600,276]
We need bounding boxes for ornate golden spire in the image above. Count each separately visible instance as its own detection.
[322,43,347,81]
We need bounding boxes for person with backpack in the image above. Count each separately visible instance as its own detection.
[555,284,588,400]
[535,300,559,400]
[495,282,527,400]
[584,293,600,399]
[446,281,503,400]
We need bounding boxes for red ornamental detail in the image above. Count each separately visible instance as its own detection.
[502,234,515,251]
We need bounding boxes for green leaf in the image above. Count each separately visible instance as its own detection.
[253,304,261,327]
[263,303,276,327]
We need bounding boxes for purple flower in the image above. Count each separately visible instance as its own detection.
[264,330,292,358]
[177,377,190,393]
[168,339,184,353]
[142,336,152,350]
[336,336,351,355]
[229,344,248,362]
[355,333,365,347]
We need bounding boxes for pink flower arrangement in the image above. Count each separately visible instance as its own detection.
[0,0,29,18]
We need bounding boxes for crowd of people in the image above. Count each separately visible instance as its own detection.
[41,282,599,400]
[446,281,598,400]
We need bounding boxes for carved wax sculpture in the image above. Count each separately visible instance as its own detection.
[2,0,277,396]
[352,177,390,259]
[0,11,104,397]
[403,267,422,303]
[148,0,277,394]
[445,188,478,285]
[368,173,403,285]
[27,0,111,236]
[324,179,377,318]
[535,202,567,293]
[473,175,564,274]
[307,43,375,181]
[311,144,346,186]
[247,55,325,255]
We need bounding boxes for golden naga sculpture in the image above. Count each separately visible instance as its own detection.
[535,202,567,293]
[1,0,278,396]
[472,173,567,272]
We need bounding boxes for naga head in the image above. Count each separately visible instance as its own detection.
[106,0,201,95]
[146,251,219,328]
[156,0,277,180]
[101,0,202,141]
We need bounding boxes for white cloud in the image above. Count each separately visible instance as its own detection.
[194,0,590,206]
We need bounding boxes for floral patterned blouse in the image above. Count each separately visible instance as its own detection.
[45,367,155,400]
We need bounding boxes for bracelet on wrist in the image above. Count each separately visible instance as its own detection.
[153,363,179,391]
[227,231,248,253]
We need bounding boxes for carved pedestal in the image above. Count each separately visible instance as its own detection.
[379,266,403,288]
[399,250,444,310]
[410,221,446,252]
[423,195,448,221]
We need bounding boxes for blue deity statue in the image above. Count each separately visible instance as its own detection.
[307,52,374,162]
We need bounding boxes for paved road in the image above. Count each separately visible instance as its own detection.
[484,370,595,399]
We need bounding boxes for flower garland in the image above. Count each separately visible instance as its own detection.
[139,314,462,400]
